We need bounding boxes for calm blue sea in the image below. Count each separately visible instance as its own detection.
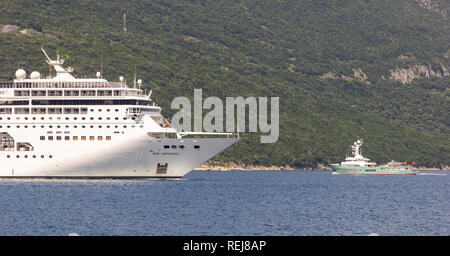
[0,170,449,236]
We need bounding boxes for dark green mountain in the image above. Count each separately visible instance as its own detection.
[0,0,449,168]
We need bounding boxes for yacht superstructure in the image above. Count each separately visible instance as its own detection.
[0,49,239,178]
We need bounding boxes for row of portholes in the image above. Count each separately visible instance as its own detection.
[6,155,52,159]
[0,124,144,129]
[0,116,132,121]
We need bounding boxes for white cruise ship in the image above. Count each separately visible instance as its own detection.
[0,49,239,178]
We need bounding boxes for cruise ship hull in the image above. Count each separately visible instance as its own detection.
[331,164,418,175]
[0,137,239,178]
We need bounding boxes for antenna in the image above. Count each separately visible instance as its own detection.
[123,13,127,33]
[41,47,52,64]
[133,65,137,89]
[100,55,103,79]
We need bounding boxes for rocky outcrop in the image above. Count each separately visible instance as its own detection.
[320,68,370,84]
[415,0,447,19]
[19,28,59,40]
[0,25,59,40]
[353,68,371,84]
[183,35,201,43]
[0,25,20,34]
[19,28,43,36]
[389,64,450,84]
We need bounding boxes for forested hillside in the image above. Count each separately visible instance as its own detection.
[0,0,448,168]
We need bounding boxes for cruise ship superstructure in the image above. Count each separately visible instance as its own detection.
[0,49,239,178]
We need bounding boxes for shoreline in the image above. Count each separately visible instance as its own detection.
[194,164,449,171]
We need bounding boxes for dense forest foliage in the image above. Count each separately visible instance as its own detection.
[0,0,448,168]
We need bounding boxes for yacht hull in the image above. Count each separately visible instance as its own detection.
[0,137,239,178]
[331,164,418,175]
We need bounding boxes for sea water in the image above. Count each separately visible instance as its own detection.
[0,170,448,235]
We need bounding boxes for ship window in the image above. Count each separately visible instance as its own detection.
[73,136,78,141]
[106,136,111,141]
[56,136,61,141]
[171,145,177,149]
[81,136,86,141]
[164,145,170,149]
[65,136,70,140]
[156,163,168,174]
[89,136,94,141]
[40,136,45,140]
[179,145,185,149]
[48,136,53,140]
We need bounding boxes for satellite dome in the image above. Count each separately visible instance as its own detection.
[119,76,124,82]
[30,71,41,79]
[15,69,26,80]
